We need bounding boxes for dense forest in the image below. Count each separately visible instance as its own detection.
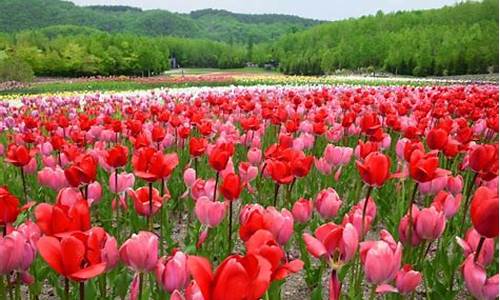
[0,0,498,79]
[0,0,320,44]
[267,0,499,76]
[0,26,247,77]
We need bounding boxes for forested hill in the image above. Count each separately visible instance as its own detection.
[0,0,321,43]
[265,0,499,76]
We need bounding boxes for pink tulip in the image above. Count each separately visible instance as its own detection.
[381,134,392,149]
[109,172,135,194]
[432,191,461,219]
[185,281,204,300]
[263,207,294,245]
[342,197,377,237]
[324,145,353,166]
[462,254,499,300]
[315,188,342,219]
[87,181,103,206]
[239,162,258,183]
[395,264,422,294]
[191,179,216,201]
[22,158,37,174]
[398,205,422,247]
[183,168,196,188]
[42,155,57,168]
[360,230,402,285]
[171,290,185,300]
[56,187,84,207]
[120,231,158,272]
[292,198,313,224]
[376,264,422,295]
[314,157,333,175]
[247,147,262,166]
[301,133,315,149]
[194,196,226,228]
[39,142,53,156]
[395,138,409,160]
[447,175,463,195]
[38,167,69,191]
[414,206,446,241]
[418,176,448,195]
[303,222,358,263]
[155,250,189,293]
[456,228,495,266]
[0,231,23,273]
[484,176,499,194]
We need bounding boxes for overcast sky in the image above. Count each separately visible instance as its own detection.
[69,0,461,21]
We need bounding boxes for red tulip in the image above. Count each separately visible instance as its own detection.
[151,125,166,143]
[37,235,106,281]
[245,229,303,281]
[469,144,499,180]
[219,173,242,201]
[0,187,20,226]
[360,113,381,135]
[426,128,448,150]
[83,227,119,272]
[128,186,166,217]
[208,143,234,171]
[34,200,91,236]
[291,155,314,178]
[470,187,499,238]
[64,154,98,186]
[356,152,391,187]
[268,160,294,185]
[189,137,207,157]
[105,145,128,169]
[408,150,441,183]
[5,144,33,167]
[132,147,179,182]
[187,253,272,300]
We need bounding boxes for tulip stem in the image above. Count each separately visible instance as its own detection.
[474,237,485,263]
[64,278,69,300]
[369,284,376,300]
[459,173,478,234]
[148,182,153,231]
[194,157,198,175]
[360,186,373,240]
[407,183,419,247]
[79,282,84,300]
[0,276,5,300]
[213,172,219,202]
[99,275,107,298]
[138,273,144,300]
[273,183,280,207]
[20,167,27,203]
[228,200,233,255]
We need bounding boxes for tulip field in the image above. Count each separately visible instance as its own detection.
[0,83,498,300]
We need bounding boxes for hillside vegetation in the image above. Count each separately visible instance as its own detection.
[0,0,320,44]
[264,0,498,76]
[0,0,497,79]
